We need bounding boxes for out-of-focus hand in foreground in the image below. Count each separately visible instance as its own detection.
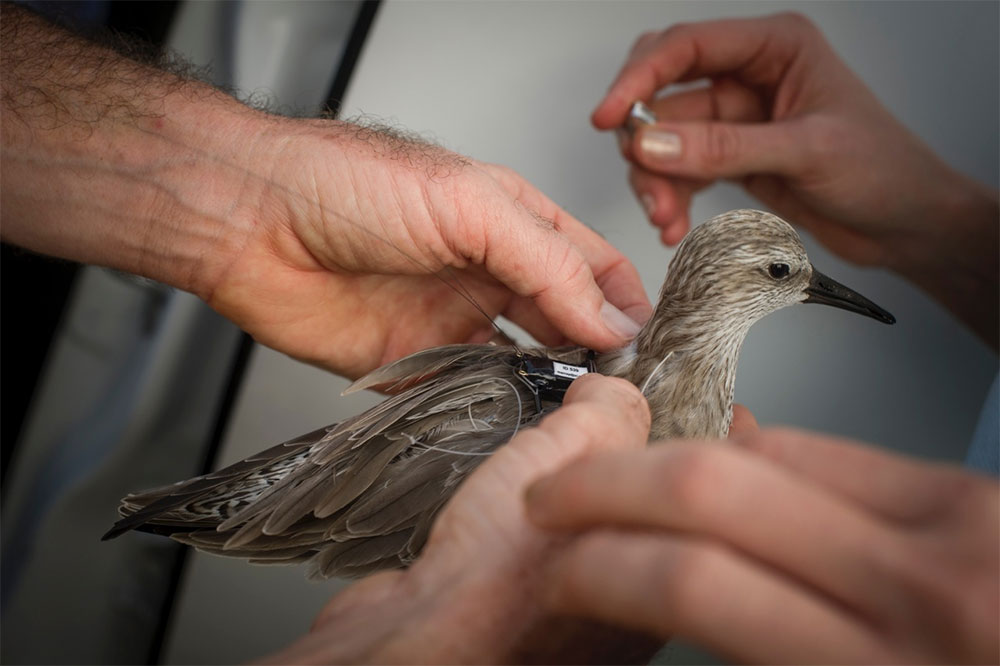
[264,374,663,664]
[526,427,1000,664]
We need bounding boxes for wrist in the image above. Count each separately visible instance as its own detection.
[887,169,999,348]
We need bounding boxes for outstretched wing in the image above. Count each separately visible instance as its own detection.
[104,344,556,578]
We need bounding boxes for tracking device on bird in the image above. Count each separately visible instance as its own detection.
[512,350,597,411]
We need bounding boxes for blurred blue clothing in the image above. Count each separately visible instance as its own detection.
[966,372,999,476]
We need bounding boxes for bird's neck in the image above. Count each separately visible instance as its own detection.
[600,304,754,441]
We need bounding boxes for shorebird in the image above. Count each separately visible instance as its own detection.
[103,209,894,578]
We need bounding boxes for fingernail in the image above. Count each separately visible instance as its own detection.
[640,128,682,163]
[639,193,656,218]
[600,300,643,339]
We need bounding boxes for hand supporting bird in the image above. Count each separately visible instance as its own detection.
[104,210,895,579]
[0,4,651,381]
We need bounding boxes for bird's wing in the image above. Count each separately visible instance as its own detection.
[104,343,552,578]
[343,344,506,395]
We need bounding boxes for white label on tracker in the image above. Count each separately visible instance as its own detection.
[552,362,589,380]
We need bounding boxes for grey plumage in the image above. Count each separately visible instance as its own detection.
[103,209,894,578]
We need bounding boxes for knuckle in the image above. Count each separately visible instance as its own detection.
[554,531,622,605]
[634,30,658,47]
[658,446,730,517]
[547,459,598,509]
[802,116,849,159]
[632,28,668,57]
[737,427,801,455]
[664,22,689,40]
[775,11,816,33]
[701,123,742,171]
[549,243,589,289]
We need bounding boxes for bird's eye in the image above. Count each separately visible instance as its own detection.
[768,263,791,279]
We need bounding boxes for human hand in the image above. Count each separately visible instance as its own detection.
[594,14,998,345]
[596,13,978,256]
[1,5,651,380]
[201,119,651,379]
[526,428,1000,664]
[263,374,661,664]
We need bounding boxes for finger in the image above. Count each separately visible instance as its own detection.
[546,373,651,452]
[499,296,565,346]
[735,428,987,523]
[632,118,808,180]
[509,374,651,466]
[651,78,767,124]
[593,13,818,128]
[527,443,897,617]
[616,80,763,164]
[520,179,653,326]
[728,404,758,437]
[544,531,889,664]
[480,165,652,345]
[628,166,699,246]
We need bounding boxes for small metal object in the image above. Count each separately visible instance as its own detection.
[616,100,659,150]
[627,100,658,130]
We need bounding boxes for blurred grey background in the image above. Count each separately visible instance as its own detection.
[2,1,996,664]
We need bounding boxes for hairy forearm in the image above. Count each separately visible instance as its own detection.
[0,4,268,296]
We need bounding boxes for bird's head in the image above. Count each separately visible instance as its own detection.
[650,209,895,340]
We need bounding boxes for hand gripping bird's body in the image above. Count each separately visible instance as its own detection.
[104,210,894,578]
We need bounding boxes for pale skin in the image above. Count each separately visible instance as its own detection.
[4,6,997,664]
[529,12,998,664]
[272,374,998,664]
[288,12,996,665]
[0,5,651,380]
[599,12,998,350]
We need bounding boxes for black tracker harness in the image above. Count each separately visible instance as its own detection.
[511,350,598,412]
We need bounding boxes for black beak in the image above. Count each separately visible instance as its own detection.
[804,268,896,325]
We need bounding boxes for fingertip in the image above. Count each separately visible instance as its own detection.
[564,372,642,404]
[591,105,607,129]
[563,374,651,444]
[600,299,644,341]
[624,301,653,327]
[728,404,760,438]
[592,93,630,130]
[659,215,689,246]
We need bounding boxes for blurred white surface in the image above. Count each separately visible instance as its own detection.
[165,1,998,663]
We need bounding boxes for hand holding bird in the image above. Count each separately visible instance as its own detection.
[104,209,895,579]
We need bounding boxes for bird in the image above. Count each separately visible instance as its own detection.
[103,209,895,578]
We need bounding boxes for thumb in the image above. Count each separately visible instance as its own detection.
[479,206,645,351]
[633,120,805,180]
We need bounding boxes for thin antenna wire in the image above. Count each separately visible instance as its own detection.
[641,352,673,396]
[402,376,526,458]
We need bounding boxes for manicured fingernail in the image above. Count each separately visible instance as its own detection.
[639,193,656,218]
[600,300,643,339]
[640,128,682,162]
